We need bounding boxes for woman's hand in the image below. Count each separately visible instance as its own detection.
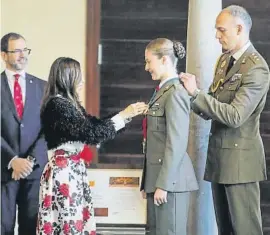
[119,102,148,119]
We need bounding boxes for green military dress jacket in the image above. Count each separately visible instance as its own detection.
[192,44,270,184]
[140,78,198,193]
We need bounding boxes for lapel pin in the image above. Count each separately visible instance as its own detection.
[30,80,33,83]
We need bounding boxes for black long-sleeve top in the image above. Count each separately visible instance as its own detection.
[41,96,117,150]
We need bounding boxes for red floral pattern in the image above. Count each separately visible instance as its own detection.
[75,220,84,232]
[70,154,80,163]
[43,222,53,235]
[43,195,52,208]
[55,156,68,168]
[83,207,91,221]
[59,183,69,197]
[37,148,96,234]
[63,222,70,234]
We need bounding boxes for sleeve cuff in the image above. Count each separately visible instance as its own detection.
[111,114,126,131]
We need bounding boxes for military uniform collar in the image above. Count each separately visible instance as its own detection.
[158,76,178,89]
[149,77,179,107]
[232,41,251,62]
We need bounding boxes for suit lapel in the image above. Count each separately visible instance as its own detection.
[23,74,37,119]
[1,72,20,122]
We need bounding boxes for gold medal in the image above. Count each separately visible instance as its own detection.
[220,60,226,68]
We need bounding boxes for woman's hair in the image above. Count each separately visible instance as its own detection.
[146,38,186,73]
[41,57,82,113]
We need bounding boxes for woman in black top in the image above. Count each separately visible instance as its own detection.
[37,57,147,235]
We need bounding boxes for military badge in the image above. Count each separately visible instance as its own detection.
[217,69,223,75]
[230,73,242,82]
[220,60,226,68]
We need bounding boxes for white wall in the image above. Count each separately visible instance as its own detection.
[1,0,87,103]
[1,2,87,233]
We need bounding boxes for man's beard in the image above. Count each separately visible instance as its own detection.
[11,58,28,71]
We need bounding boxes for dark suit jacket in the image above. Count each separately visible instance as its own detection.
[192,45,269,184]
[1,71,48,182]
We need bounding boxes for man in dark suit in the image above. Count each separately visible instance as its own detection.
[1,33,48,235]
[180,5,270,235]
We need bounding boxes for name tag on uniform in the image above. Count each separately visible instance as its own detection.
[230,73,242,82]
[151,103,160,111]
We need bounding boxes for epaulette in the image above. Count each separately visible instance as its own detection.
[249,52,261,64]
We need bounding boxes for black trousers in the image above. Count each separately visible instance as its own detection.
[212,182,263,235]
[1,179,40,235]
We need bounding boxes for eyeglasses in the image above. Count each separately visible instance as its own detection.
[5,48,31,55]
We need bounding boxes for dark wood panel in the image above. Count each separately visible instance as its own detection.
[262,204,270,230]
[101,18,187,40]
[266,158,270,179]
[98,132,143,154]
[100,64,154,86]
[102,0,188,19]
[250,19,270,42]
[223,1,270,18]
[260,124,270,135]
[253,43,270,65]
[261,111,270,124]
[262,94,270,112]
[102,40,147,64]
[100,64,185,86]
[101,40,187,64]
[100,86,155,109]
[262,135,270,155]
[260,181,270,203]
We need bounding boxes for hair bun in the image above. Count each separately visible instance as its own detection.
[173,41,185,59]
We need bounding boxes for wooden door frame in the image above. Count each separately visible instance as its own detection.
[85,0,101,163]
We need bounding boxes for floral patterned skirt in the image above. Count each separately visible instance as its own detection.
[37,149,96,235]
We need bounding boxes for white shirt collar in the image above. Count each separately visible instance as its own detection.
[5,68,26,80]
[232,41,251,61]
[159,75,178,89]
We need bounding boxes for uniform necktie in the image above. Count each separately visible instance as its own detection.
[226,56,235,75]
[13,74,24,119]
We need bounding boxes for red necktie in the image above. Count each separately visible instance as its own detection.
[14,74,24,119]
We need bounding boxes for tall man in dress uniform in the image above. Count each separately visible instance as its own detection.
[180,5,270,235]
[1,33,48,235]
